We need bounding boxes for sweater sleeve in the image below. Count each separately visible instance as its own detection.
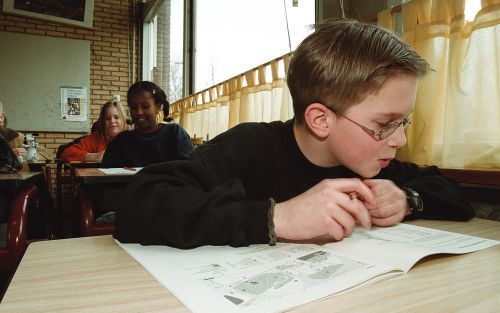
[383,160,475,221]
[114,125,274,248]
[113,157,270,248]
[60,133,105,162]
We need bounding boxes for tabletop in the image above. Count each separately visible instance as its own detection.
[0,172,43,188]
[74,168,138,185]
[0,218,499,313]
[69,161,101,169]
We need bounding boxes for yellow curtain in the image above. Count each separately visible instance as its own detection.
[394,0,500,169]
[170,54,294,140]
[377,7,395,31]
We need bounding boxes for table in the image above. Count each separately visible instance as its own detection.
[73,168,137,236]
[1,172,57,240]
[74,167,137,185]
[0,218,498,312]
[0,172,43,189]
[56,161,100,224]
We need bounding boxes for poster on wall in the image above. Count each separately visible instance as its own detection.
[60,86,88,122]
[2,0,94,29]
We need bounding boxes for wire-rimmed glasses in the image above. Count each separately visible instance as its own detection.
[331,109,412,141]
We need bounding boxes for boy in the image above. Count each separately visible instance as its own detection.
[114,18,474,248]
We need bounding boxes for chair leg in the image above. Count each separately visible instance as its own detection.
[79,189,95,237]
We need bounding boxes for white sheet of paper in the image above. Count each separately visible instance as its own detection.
[326,223,499,272]
[99,167,143,174]
[117,223,498,313]
[118,241,393,313]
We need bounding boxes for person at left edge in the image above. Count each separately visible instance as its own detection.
[101,81,193,167]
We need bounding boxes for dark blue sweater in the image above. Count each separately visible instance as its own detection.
[101,123,193,168]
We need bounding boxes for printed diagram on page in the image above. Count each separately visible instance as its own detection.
[185,245,372,307]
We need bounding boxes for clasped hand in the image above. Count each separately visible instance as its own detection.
[273,178,408,242]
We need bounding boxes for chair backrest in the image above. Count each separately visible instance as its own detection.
[56,135,87,160]
[0,185,38,274]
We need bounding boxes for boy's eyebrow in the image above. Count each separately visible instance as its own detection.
[374,112,407,119]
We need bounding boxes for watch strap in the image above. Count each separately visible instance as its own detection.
[402,187,423,217]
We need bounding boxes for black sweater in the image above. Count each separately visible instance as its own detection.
[101,123,193,167]
[114,120,474,248]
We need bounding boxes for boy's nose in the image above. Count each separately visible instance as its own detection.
[388,125,407,148]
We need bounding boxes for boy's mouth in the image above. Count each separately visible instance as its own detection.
[378,158,393,168]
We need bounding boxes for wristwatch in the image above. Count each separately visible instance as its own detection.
[402,187,423,217]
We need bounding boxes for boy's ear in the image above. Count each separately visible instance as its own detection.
[303,103,332,138]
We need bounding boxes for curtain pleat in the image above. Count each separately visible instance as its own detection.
[172,54,294,140]
[395,0,500,168]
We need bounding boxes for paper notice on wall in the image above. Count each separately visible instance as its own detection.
[61,86,87,122]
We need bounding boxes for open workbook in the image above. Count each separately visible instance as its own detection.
[118,223,499,313]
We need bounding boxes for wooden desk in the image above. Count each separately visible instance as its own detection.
[56,161,100,213]
[74,168,137,185]
[440,167,500,187]
[0,218,498,312]
[0,172,43,189]
[1,172,56,240]
[74,168,137,236]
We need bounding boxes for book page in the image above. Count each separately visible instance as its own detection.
[326,223,499,273]
[98,167,143,174]
[118,242,395,313]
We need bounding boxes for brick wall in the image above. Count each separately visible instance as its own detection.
[0,0,141,219]
[0,0,139,150]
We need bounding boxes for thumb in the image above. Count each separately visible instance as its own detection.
[363,179,380,188]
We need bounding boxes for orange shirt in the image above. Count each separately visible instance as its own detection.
[60,132,110,162]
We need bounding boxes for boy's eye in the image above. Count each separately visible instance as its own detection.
[376,122,391,129]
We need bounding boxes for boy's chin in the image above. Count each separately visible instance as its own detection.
[352,166,382,179]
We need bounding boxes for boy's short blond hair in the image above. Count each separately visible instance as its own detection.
[287,18,431,123]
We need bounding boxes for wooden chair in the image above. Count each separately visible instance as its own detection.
[0,185,38,274]
[55,137,85,214]
[79,189,115,236]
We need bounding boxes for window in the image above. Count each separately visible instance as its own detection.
[144,0,314,101]
[464,0,481,22]
[193,0,315,92]
[143,0,185,103]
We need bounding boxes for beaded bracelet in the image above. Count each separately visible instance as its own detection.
[268,198,277,246]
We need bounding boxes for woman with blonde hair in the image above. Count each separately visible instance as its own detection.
[61,100,127,162]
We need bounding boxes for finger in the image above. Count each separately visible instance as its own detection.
[369,207,400,219]
[326,179,376,207]
[363,179,391,199]
[371,211,405,227]
[363,179,381,188]
[324,216,345,241]
[335,192,372,229]
[368,207,384,218]
[326,204,356,237]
